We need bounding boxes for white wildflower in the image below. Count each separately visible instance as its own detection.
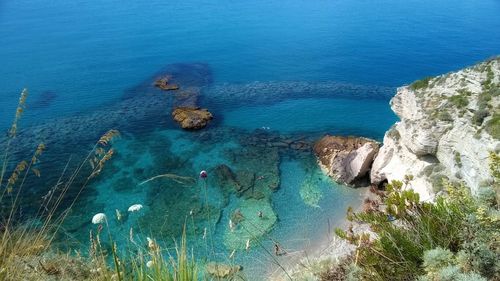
[146,260,154,268]
[92,213,106,224]
[128,204,143,212]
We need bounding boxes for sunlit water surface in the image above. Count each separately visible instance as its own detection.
[1,0,499,279]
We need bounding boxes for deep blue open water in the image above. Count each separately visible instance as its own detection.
[1,0,499,279]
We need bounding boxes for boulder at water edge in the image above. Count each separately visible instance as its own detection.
[314,135,379,186]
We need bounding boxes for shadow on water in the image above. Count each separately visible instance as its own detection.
[28,90,58,110]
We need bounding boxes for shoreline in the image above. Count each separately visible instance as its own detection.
[268,186,372,281]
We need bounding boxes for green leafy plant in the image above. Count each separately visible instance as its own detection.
[410,77,433,90]
[335,174,499,281]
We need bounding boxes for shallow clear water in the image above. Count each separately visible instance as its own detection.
[1,0,499,279]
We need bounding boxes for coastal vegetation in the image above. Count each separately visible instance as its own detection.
[485,113,500,139]
[308,153,499,281]
[1,58,499,280]
[409,77,433,91]
[296,58,500,281]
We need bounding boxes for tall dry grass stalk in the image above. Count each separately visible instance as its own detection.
[0,89,202,281]
[0,89,120,280]
[0,88,292,281]
[88,221,198,281]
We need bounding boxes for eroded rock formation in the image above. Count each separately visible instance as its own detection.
[171,107,213,130]
[314,136,379,186]
[371,58,500,199]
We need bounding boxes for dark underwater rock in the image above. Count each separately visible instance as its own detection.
[173,87,200,107]
[239,131,313,156]
[171,107,213,130]
[235,170,255,194]
[204,81,394,107]
[227,146,281,194]
[214,164,240,192]
[29,91,57,110]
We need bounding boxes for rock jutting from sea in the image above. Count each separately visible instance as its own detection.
[313,136,379,186]
[171,107,213,130]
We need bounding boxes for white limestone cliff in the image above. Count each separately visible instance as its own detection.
[371,57,500,199]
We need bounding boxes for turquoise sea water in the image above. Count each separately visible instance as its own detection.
[1,0,500,279]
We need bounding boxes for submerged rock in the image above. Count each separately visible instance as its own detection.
[205,262,242,278]
[214,164,241,192]
[299,169,326,208]
[314,135,379,186]
[213,165,256,199]
[239,131,312,154]
[29,90,57,109]
[226,146,281,194]
[223,198,277,250]
[154,76,179,91]
[205,81,394,107]
[171,107,213,129]
[235,170,255,194]
[173,87,200,107]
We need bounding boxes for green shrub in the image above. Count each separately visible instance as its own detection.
[454,152,462,168]
[336,181,472,280]
[430,174,449,192]
[335,173,499,281]
[410,77,433,90]
[438,111,453,122]
[476,186,496,206]
[485,113,500,139]
[448,95,469,108]
[477,92,492,110]
[422,247,454,273]
[472,109,489,126]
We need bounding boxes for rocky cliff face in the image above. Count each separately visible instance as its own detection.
[371,57,500,199]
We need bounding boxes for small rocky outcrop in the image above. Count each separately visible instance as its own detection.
[314,136,379,186]
[171,107,213,129]
[153,76,179,91]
